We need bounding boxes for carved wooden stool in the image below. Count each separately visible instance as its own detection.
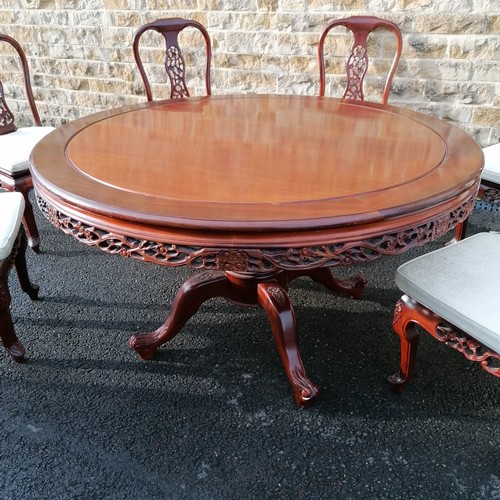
[0,192,39,361]
[388,232,500,392]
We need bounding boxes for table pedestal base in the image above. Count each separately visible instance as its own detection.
[130,268,366,406]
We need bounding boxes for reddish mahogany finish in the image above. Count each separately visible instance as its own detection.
[0,34,45,252]
[318,16,403,104]
[388,295,500,393]
[0,229,39,362]
[132,18,212,101]
[30,95,483,406]
[452,181,500,241]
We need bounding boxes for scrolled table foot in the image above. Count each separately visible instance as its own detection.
[288,268,367,300]
[340,272,368,299]
[292,369,319,407]
[257,281,319,407]
[129,332,160,360]
[130,270,229,361]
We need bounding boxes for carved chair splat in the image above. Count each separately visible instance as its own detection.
[318,16,403,104]
[132,18,212,101]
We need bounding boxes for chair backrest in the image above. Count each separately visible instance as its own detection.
[318,16,403,104]
[132,18,212,101]
[0,34,42,135]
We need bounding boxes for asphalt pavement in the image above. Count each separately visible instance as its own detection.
[1,200,499,499]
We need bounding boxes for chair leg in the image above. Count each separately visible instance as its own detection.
[446,218,468,246]
[0,183,40,253]
[387,296,420,393]
[454,218,468,242]
[0,257,26,362]
[20,190,40,253]
[15,230,39,300]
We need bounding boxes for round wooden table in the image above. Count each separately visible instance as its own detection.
[30,95,483,406]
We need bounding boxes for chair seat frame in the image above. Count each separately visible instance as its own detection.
[388,294,500,393]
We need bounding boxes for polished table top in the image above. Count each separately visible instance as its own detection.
[31,94,483,252]
[30,94,484,406]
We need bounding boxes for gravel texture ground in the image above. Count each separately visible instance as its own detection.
[1,201,499,499]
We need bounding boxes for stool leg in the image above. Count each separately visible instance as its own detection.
[449,219,468,244]
[20,190,40,253]
[0,258,26,362]
[387,297,420,393]
[15,230,39,300]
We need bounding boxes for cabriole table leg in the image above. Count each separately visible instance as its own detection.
[257,282,319,407]
[129,270,229,360]
[130,269,319,406]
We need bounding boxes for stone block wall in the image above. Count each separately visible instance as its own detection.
[0,0,498,146]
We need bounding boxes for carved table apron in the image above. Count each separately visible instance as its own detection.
[30,95,483,406]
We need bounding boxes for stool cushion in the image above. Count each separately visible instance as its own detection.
[482,142,500,185]
[0,126,55,174]
[395,232,500,353]
[0,192,25,260]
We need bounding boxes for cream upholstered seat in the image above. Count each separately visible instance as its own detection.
[388,232,500,392]
[481,142,500,189]
[0,192,25,260]
[0,126,54,174]
[0,192,39,362]
[453,142,500,241]
[0,33,55,253]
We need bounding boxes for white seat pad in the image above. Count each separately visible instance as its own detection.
[0,192,25,260]
[0,126,55,174]
[482,142,500,185]
[395,232,500,353]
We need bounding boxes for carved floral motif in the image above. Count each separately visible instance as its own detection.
[435,324,500,377]
[216,251,248,272]
[392,299,403,327]
[265,285,287,307]
[165,45,189,98]
[482,188,500,205]
[37,194,475,273]
[344,44,368,101]
[0,81,16,133]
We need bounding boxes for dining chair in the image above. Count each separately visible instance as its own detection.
[0,192,39,362]
[0,34,55,253]
[453,142,500,241]
[132,18,212,101]
[318,16,403,104]
[388,232,500,393]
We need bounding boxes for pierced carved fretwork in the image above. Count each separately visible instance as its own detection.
[435,324,500,378]
[0,81,16,134]
[166,45,189,98]
[482,188,500,205]
[37,194,475,273]
[344,44,368,101]
[216,251,249,272]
